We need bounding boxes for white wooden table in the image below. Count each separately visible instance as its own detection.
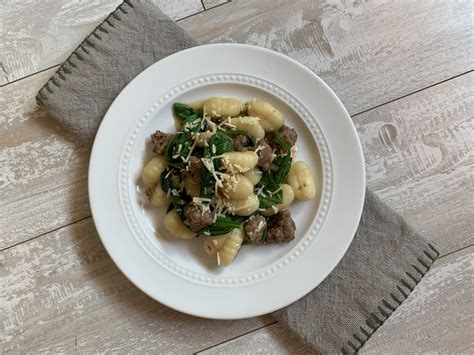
[1,1,473,353]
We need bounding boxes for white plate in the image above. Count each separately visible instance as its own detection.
[89,44,365,319]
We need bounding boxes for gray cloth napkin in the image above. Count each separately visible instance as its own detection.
[36,1,439,353]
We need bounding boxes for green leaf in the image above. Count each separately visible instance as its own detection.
[173,103,202,121]
[256,149,292,208]
[198,215,245,236]
[200,132,234,197]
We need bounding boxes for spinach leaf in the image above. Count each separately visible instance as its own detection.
[257,149,292,208]
[165,104,203,168]
[173,103,202,122]
[160,169,185,218]
[200,132,233,197]
[198,215,245,236]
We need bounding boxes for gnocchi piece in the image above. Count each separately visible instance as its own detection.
[230,116,265,140]
[164,209,196,239]
[221,174,254,199]
[261,184,295,216]
[203,234,229,255]
[225,193,260,216]
[184,176,200,198]
[203,97,243,117]
[243,168,263,185]
[188,99,205,111]
[147,185,171,206]
[141,156,167,187]
[287,161,317,201]
[196,131,214,147]
[247,99,284,132]
[221,151,259,173]
[217,228,244,266]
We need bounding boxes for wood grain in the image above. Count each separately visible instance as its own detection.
[0,217,274,353]
[0,67,91,250]
[354,72,474,254]
[197,246,474,354]
[2,69,472,254]
[182,0,474,115]
[202,0,229,10]
[0,0,204,85]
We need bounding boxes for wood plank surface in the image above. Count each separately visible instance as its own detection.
[1,69,471,254]
[0,218,274,353]
[0,67,91,250]
[0,0,204,85]
[182,0,474,115]
[202,0,229,10]
[197,246,474,354]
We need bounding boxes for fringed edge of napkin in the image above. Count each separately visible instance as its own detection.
[36,0,135,106]
[341,243,439,354]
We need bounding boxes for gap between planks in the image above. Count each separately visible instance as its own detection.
[351,69,474,118]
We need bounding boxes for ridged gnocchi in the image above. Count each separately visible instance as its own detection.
[221,151,259,173]
[287,161,316,201]
[217,228,244,266]
[243,169,263,185]
[221,174,254,199]
[230,116,265,139]
[203,234,229,255]
[141,156,167,187]
[225,193,260,216]
[247,99,284,132]
[164,209,196,239]
[204,97,243,117]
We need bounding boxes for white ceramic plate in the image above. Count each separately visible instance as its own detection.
[89,44,365,319]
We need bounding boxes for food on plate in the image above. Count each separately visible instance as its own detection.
[141,97,318,266]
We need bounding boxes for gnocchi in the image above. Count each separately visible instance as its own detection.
[204,97,243,117]
[262,184,295,216]
[221,174,254,199]
[230,116,265,140]
[147,185,171,206]
[243,168,263,185]
[287,161,317,201]
[142,97,318,267]
[164,209,196,239]
[217,228,244,266]
[184,176,200,198]
[141,156,167,187]
[225,193,260,216]
[221,151,259,173]
[247,99,284,132]
[203,234,229,255]
[196,131,214,147]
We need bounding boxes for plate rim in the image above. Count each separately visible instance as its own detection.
[89,43,365,319]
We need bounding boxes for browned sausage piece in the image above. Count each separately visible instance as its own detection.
[182,202,215,232]
[266,210,296,243]
[244,215,267,243]
[151,130,173,155]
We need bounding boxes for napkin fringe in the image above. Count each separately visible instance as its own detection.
[36,0,135,106]
[341,243,439,355]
